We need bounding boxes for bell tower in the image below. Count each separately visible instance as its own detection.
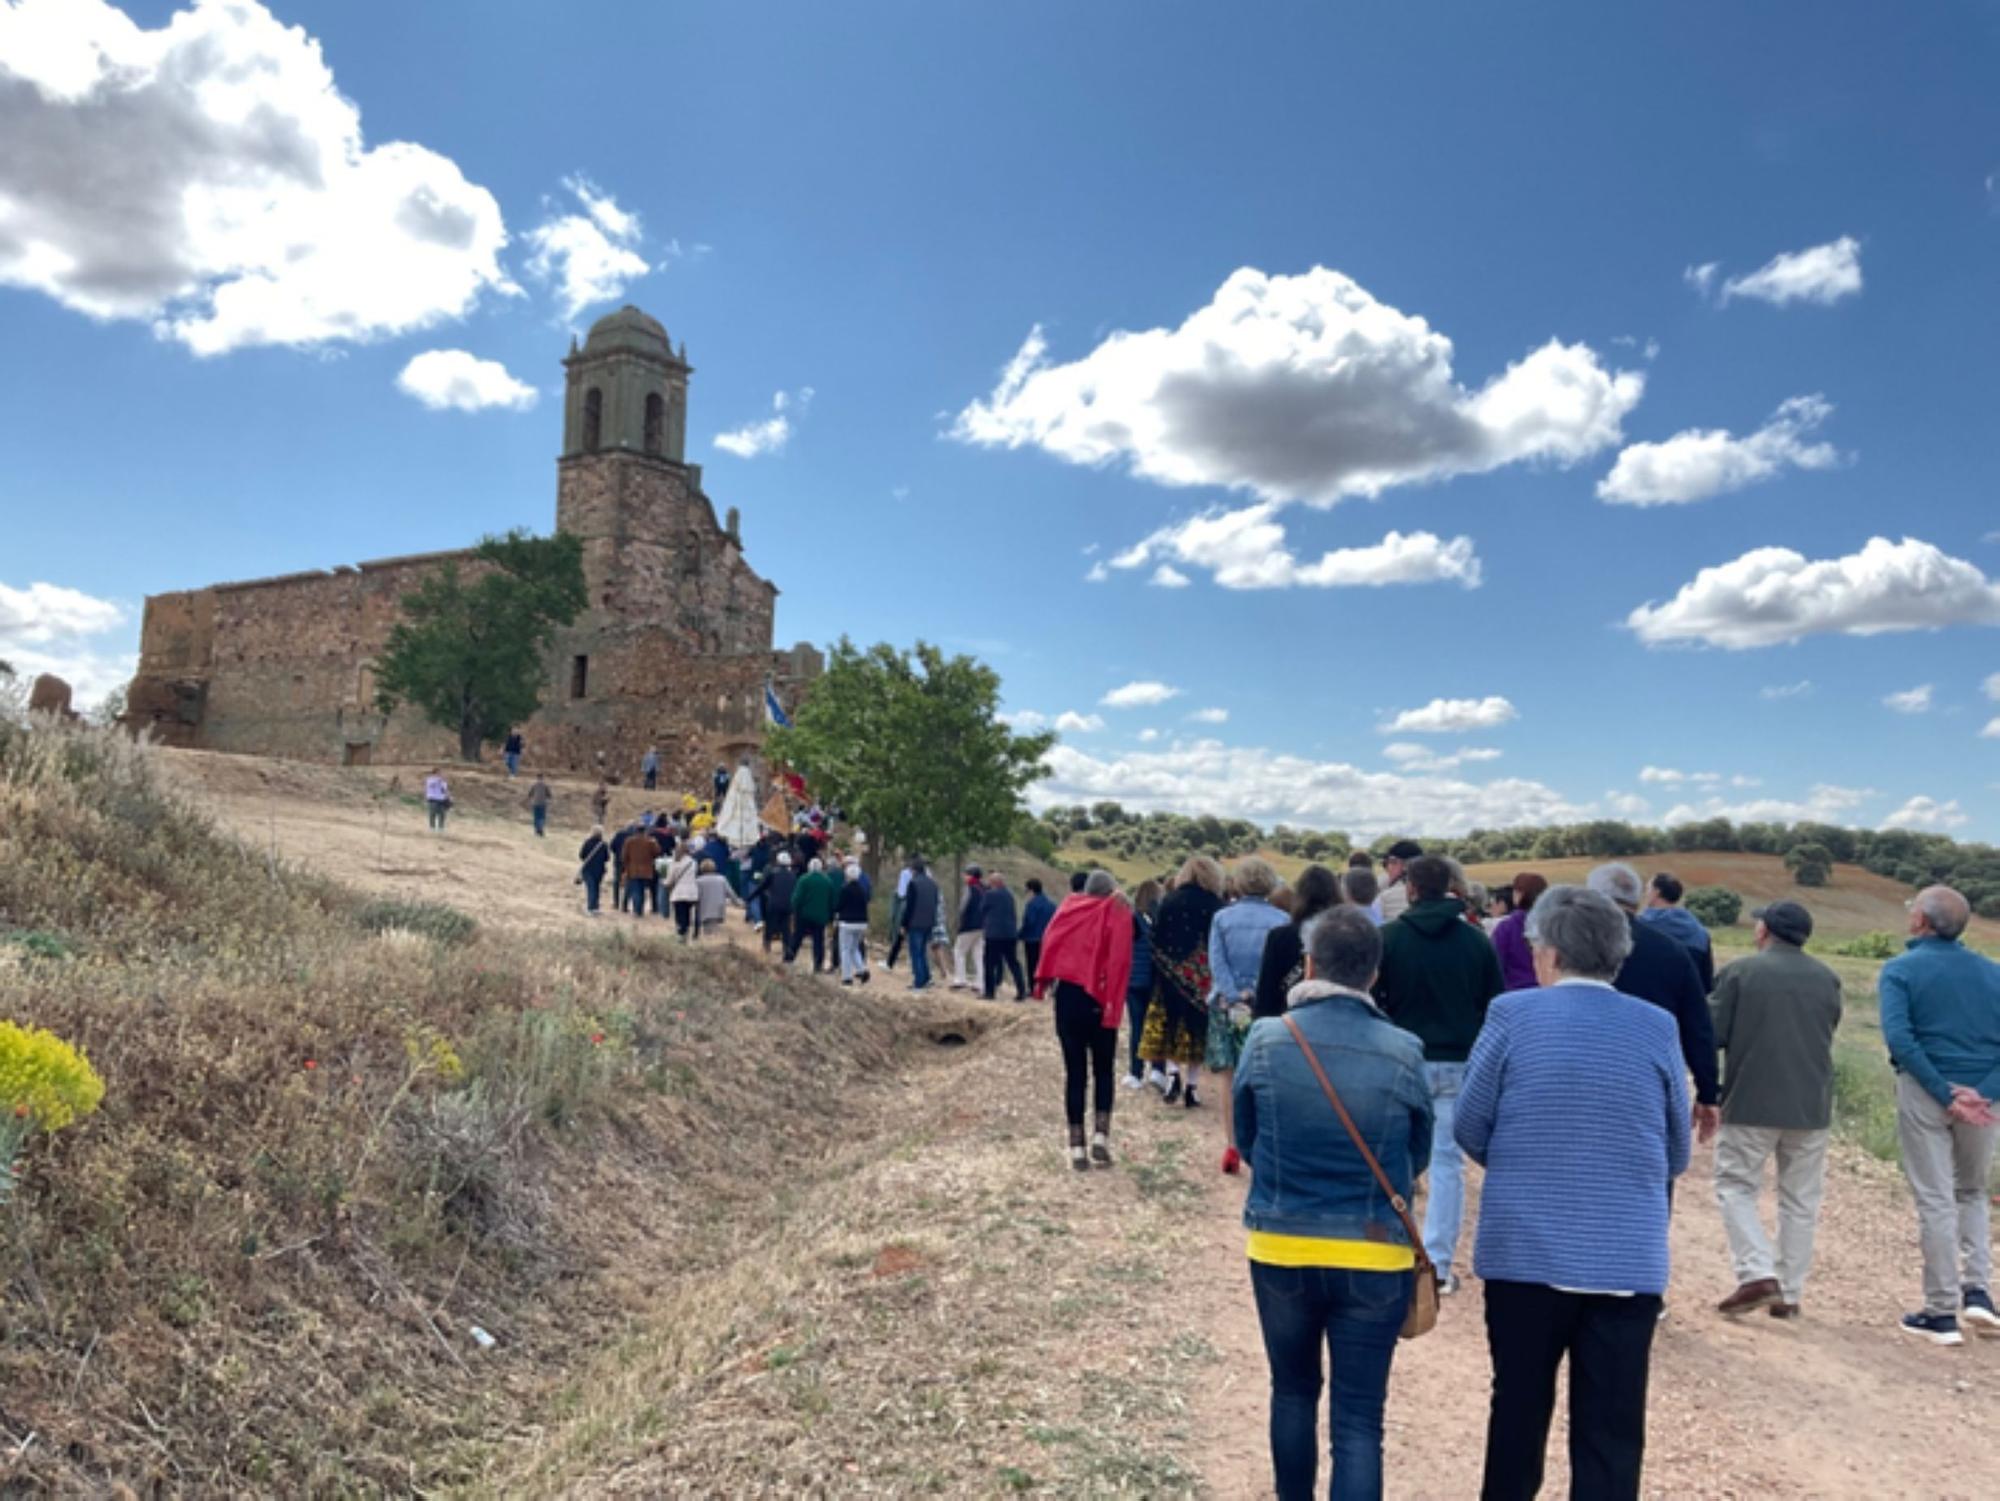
[559,304,691,462]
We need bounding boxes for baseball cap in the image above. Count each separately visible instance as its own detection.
[1752,901,1813,945]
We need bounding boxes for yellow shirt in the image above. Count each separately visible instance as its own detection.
[1246,1230,1416,1271]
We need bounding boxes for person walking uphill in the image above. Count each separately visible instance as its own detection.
[526,773,552,837]
[901,859,942,991]
[424,768,451,832]
[1880,885,2000,1346]
[1708,901,1843,1321]
[756,852,797,956]
[1455,885,1690,1501]
[788,859,836,973]
[951,868,988,991]
[1372,855,1504,1295]
[620,822,661,917]
[1234,906,1433,1501]
[1209,858,1290,1175]
[1020,877,1057,986]
[1590,863,1722,1147]
[836,861,873,984]
[577,824,610,915]
[1035,870,1134,1171]
[659,841,699,940]
[981,871,1027,1000]
[1140,857,1228,1107]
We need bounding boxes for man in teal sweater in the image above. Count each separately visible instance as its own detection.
[1881,885,2000,1346]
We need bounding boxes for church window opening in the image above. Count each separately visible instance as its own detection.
[643,392,665,455]
[570,655,589,699]
[582,388,603,452]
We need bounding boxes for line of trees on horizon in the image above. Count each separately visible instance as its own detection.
[1034,803,2000,917]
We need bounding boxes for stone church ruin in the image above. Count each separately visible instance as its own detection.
[127,306,819,783]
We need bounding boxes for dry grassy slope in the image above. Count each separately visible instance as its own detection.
[0,729,1005,1494]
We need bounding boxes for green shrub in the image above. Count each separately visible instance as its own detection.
[1,927,74,961]
[355,899,477,945]
[1683,886,1742,928]
[1793,860,1830,888]
[1835,931,1901,960]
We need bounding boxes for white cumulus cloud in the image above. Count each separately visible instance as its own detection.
[1883,684,1934,714]
[1628,537,2000,649]
[952,266,1642,509]
[1761,680,1814,700]
[1149,565,1191,588]
[1980,718,2000,741]
[1384,742,1503,773]
[1983,672,2000,701]
[1719,236,1863,307]
[0,579,132,700]
[1598,395,1843,506]
[1188,707,1229,725]
[523,176,650,320]
[1101,680,1182,709]
[1109,502,1481,591]
[0,0,514,355]
[1662,784,1874,827]
[1031,740,1588,838]
[1880,795,1968,832]
[714,387,812,459]
[1053,711,1105,734]
[1379,696,1518,735]
[395,349,536,412]
[1137,728,1161,743]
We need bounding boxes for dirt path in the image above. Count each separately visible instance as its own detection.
[1189,1134,1998,1499]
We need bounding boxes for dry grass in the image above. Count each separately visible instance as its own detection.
[486,1019,1219,1498]
[0,718,994,1494]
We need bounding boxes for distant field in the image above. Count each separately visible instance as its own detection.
[1058,843,1997,949]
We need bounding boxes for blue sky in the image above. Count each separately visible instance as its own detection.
[3,0,1998,838]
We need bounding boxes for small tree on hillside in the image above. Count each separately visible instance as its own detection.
[1684,885,1743,929]
[1785,840,1833,888]
[763,639,1055,878]
[374,530,587,762]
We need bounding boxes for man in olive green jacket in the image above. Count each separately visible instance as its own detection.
[1709,901,1842,1320]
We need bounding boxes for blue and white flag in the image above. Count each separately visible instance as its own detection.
[764,682,791,728]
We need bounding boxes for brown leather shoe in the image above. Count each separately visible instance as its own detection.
[1717,1278,1783,1317]
[1769,1302,1801,1320]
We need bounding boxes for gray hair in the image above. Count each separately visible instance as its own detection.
[1914,885,1971,941]
[1304,906,1384,992]
[1586,861,1645,912]
[1084,869,1118,898]
[1526,885,1633,981]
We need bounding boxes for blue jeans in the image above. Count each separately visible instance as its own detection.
[1249,1261,1409,1501]
[909,934,931,989]
[1422,1060,1466,1275]
[531,804,547,836]
[504,751,521,777]
[583,871,602,911]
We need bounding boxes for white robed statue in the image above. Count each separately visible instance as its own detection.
[715,760,761,847]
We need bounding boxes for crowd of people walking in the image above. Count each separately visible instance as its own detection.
[453,759,1999,1498]
[1023,845,1999,1500]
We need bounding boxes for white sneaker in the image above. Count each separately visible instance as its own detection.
[1145,1069,1168,1092]
[1121,1074,1143,1090]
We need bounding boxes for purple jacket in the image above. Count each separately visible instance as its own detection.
[1493,909,1537,992]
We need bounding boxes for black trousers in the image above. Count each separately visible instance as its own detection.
[983,939,1027,998]
[1053,981,1117,1127]
[1481,1279,1659,1501]
[788,918,825,971]
[1023,939,1042,989]
[762,911,788,953]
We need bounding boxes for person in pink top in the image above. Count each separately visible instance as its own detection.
[1035,870,1135,1172]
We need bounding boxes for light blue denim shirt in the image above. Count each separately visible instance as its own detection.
[1208,896,1290,1002]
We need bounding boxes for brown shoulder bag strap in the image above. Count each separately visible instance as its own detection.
[1279,1013,1431,1268]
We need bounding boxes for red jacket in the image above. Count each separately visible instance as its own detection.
[1033,893,1134,1028]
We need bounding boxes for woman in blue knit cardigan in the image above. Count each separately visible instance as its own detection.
[1456,884,1691,1501]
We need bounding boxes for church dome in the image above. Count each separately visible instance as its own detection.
[581,305,675,361]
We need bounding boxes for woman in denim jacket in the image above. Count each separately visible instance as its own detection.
[1234,906,1433,1501]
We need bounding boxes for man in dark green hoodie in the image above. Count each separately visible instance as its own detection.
[1374,854,1505,1294]
[787,859,837,973]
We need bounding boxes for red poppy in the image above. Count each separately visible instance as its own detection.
[303,1060,318,1071]
[591,1033,606,1045]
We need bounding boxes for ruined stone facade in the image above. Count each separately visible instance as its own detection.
[128,306,819,786]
